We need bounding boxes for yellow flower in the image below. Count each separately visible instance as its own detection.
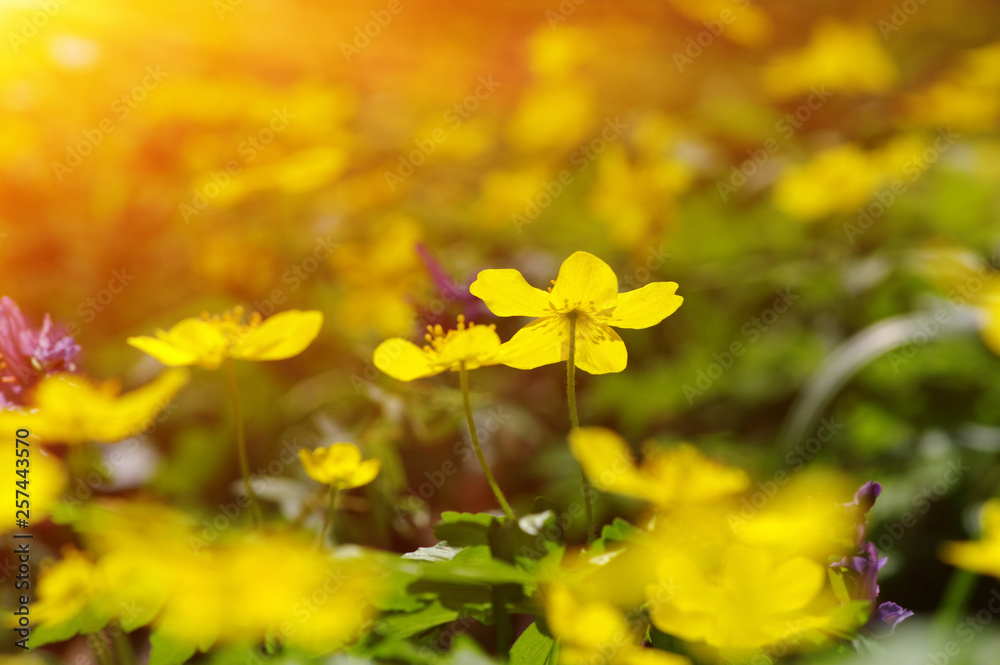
[762,19,897,99]
[470,251,682,374]
[0,442,66,531]
[0,369,188,445]
[33,548,106,629]
[569,427,748,509]
[373,315,503,381]
[941,500,1000,578]
[647,543,831,651]
[546,585,689,665]
[127,306,323,370]
[298,443,381,489]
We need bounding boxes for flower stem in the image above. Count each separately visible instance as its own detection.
[567,314,595,543]
[110,622,136,665]
[89,631,115,665]
[225,358,262,526]
[459,363,516,520]
[316,485,340,549]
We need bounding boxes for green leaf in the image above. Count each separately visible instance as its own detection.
[510,622,556,665]
[148,630,197,665]
[434,512,497,547]
[375,600,461,640]
[402,546,535,586]
[403,542,463,562]
[29,609,112,648]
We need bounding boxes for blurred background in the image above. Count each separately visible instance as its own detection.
[4,0,1000,658]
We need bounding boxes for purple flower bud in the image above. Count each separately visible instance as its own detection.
[871,601,913,635]
[853,481,882,514]
[0,297,80,405]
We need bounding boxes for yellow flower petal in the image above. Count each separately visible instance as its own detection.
[497,316,569,370]
[374,338,438,381]
[469,268,551,317]
[343,458,382,489]
[568,427,644,498]
[764,557,826,614]
[573,320,627,374]
[128,319,228,369]
[610,282,683,329]
[232,310,323,361]
[435,324,502,370]
[549,251,619,313]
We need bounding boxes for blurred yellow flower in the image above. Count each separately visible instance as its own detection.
[374,315,502,381]
[34,501,385,654]
[648,543,831,650]
[569,428,748,509]
[298,442,381,489]
[127,307,323,370]
[773,143,883,220]
[470,251,682,374]
[942,499,1000,578]
[763,19,897,98]
[0,369,188,445]
[546,585,689,665]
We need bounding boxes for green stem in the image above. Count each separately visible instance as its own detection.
[225,359,262,526]
[459,364,516,520]
[932,568,978,641]
[110,623,135,665]
[89,631,115,665]
[567,314,595,543]
[316,486,340,549]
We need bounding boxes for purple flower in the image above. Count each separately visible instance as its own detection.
[872,601,914,636]
[0,297,80,405]
[843,481,882,545]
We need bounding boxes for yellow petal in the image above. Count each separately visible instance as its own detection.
[435,324,502,371]
[610,282,683,329]
[128,319,228,369]
[95,368,191,442]
[497,316,569,370]
[764,557,825,614]
[574,320,627,374]
[373,338,438,381]
[549,252,619,313]
[343,458,381,489]
[233,310,323,361]
[568,427,643,498]
[469,268,551,317]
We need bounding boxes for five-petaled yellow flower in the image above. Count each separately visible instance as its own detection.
[298,443,381,490]
[373,315,503,381]
[127,307,323,370]
[470,251,682,374]
[0,369,189,445]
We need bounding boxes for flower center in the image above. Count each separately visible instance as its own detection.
[201,306,262,346]
[422,314,495,354]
